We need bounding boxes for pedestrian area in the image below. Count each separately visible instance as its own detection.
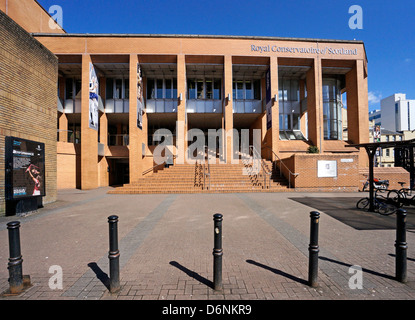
[0,187,414,304]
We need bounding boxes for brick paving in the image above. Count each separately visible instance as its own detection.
[0,187,414,301]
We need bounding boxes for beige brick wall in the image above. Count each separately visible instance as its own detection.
[0,10,58,215]
[281,153,360,191]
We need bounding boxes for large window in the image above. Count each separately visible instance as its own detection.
[278,78,304,140]
[147,78,177,99]
[106,78,129,100]
[232,79,260,100]
[187,78,221,100]
[322,78,343,140]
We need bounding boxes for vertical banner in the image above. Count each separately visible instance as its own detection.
[89,63,99,130]
[137,63,143,129]
[374,125,381,166]
[266,68,272,130]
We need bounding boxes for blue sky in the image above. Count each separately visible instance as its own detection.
[37,0,415,111]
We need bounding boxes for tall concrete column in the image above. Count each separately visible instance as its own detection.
[176,54,187,164]
[306,58,324,152]
[80,54,99,189]
[224,55,233,164]
[346,59,369,167]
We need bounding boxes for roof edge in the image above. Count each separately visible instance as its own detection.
[31,32,365,44]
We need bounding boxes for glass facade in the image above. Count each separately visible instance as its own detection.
[322,78,342,140]
[278,78,305,140]
[146,78,178,113]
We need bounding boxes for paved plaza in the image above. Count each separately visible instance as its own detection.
[0,187,415,302]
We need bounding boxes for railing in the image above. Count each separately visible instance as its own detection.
[262,146,299,188]
[249,146,272,189]
[142,162,165,176]
[142,154,175,176]
[203,145,211,190]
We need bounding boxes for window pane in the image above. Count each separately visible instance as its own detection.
[245,80,253,99]
[290,79,299,101]
[124,79,129,99]
[236,81,244,99]
[65,78,73,99]
[165,79,172,99]
[206,79,213,99]
[106,78,113,99]
[188,79,196,99]
[115,79,122,99]
[254,80,261,100]
[147,79,155,99]
[75,79,82,97]
[213,79,221,100]
[172,79,177,99]
[233,81,236,100]
[197,79,204,99]
[156,79,163,99]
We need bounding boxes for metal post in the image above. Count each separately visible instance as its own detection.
[308,211,320,287]
[395,209,407,283]
[108,215,120,293]
[213,213,223,291]
[7,221,24,294]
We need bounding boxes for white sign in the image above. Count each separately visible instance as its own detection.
[317,160,337,178]
[340,158,354,163]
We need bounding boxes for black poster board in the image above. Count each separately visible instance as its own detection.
[5,136,46,200]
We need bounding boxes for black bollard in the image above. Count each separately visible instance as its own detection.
[308,211,320,288]
[108,215,120,293]
[213,213,223,291]
[395,208,407,283]
[7,221,24,294]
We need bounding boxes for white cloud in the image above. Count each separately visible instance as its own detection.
[368,91,382,105]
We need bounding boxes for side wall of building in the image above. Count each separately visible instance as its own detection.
[0,10,58,215]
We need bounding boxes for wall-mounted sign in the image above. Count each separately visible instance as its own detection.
[250,45,358,56]
[317,160,337,178]
[5,137,46,200]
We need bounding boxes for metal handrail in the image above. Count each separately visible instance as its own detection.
[261,146,299,188]
[142,162,165,176]
[142,154,176,176]
[249,145,272,189]
[203,145,211,190]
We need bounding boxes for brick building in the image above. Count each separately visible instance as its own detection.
[1,0,371,201]
[0,1,62,215]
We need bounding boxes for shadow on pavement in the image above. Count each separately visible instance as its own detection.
[169,261,213,289]
[319,256,395,281]
[88,262,110,290]
[290,197,415,230]
[246,259,308,286]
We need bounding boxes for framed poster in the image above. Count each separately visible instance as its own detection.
[5,137,46,200]
[317,160,337,178]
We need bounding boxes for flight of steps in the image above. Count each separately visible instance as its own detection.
[108,159,290,194]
